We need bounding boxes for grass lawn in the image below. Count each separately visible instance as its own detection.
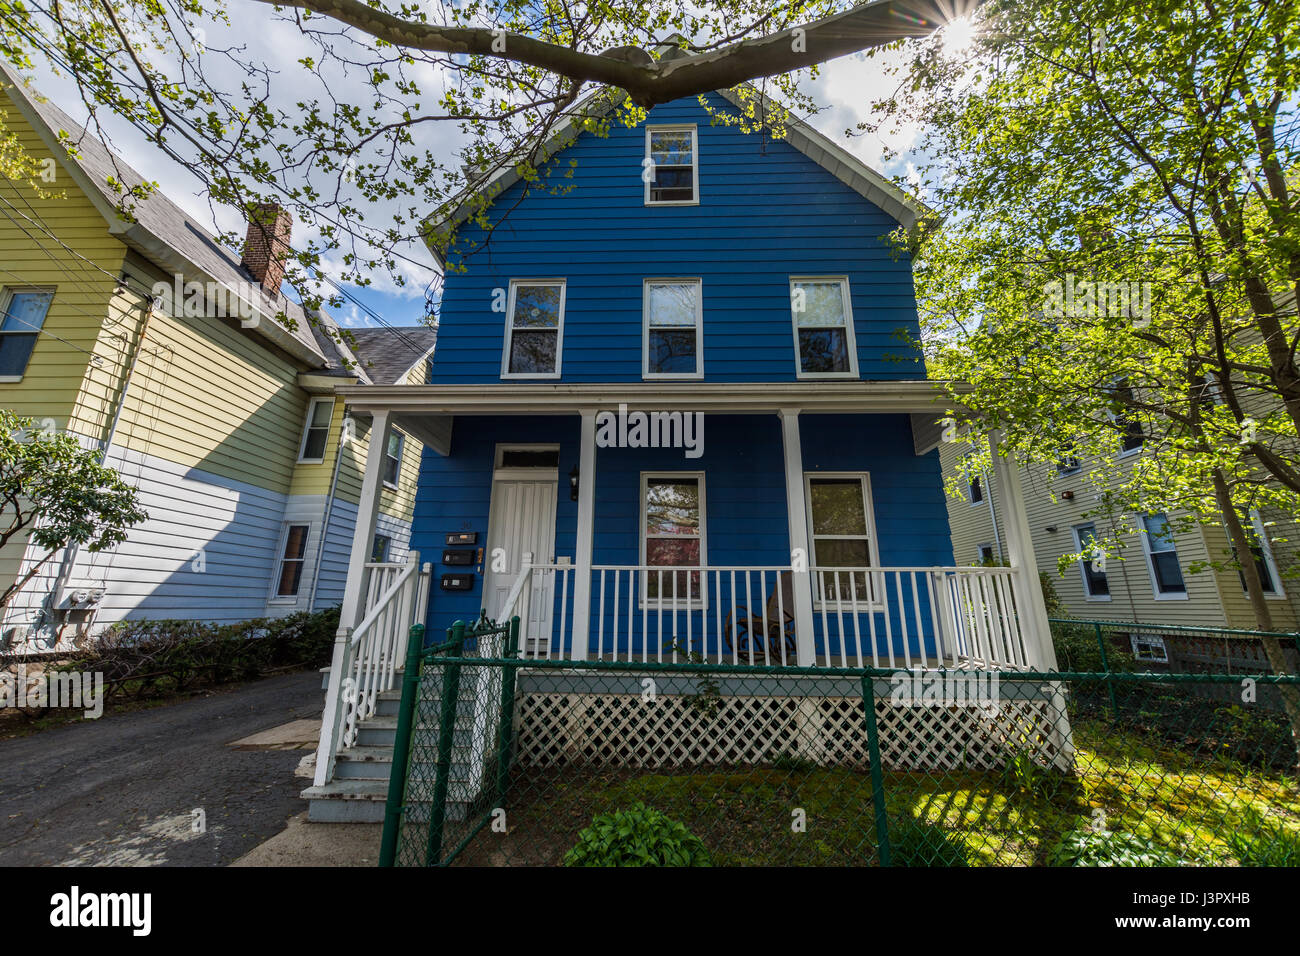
[449,716,1300,866]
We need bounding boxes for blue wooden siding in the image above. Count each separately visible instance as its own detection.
[410,412,953,658]
[431,92,924,385]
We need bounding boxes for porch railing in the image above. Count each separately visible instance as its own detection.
[314,555,432,787]
[497,562,1032,669]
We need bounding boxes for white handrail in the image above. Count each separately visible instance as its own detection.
[314,552,430,787]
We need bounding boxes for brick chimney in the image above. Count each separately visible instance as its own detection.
[241,203,293,298]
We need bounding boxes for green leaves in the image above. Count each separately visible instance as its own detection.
[563,803,712,866]
[1,411,148,608]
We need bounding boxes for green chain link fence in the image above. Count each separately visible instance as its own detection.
[380,617,1300,867]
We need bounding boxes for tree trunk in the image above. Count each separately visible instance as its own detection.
[1212,468,1300,766]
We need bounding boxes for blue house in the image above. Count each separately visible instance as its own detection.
[306,87,1065,815]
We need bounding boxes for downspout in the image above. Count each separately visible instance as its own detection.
[985,464,1004,562]
[307,406,349,612]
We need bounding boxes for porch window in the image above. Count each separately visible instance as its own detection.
[1237,510,1282,597]
[371,533,392,563]
[0,288,53,379]
[644,126,697,205]
[502,280,565,378]
[790,277,857,378]
[383,430,405,488]
[643,279,703,378]
[641,473,705,603]
[274,524,310,598]
[805,474,878,604]
[1141,513,1187,597]
[1073,522,1110,599]
[298,398,334,463]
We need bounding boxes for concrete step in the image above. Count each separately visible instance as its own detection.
[334,745,397,780]
[302,779,388,823]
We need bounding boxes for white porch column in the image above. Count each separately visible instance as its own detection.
[568,410,596,661]
[314,408,392,787]
[987,430,1059,670]
[779,408,816,667]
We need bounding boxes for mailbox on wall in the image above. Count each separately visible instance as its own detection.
[445,532,477,546]
[440,573,475,591]
[441,549,475,566]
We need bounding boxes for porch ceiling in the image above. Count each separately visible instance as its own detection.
[336,380,971,417]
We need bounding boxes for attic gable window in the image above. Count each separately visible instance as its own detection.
[645,126,698,205]
[502,280,565,379]
[790,278,858,378]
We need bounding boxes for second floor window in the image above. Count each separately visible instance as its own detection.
[643,279,702,378]
[1110,379,1145,453]
[791,278,857,378]
[0,287,53,379]
[383,430,405,488]
[502,280,565,378]
[1238,510,1282,596]
[645,126,697,204]
[298,398,334,462]
[1142,512,1187,597]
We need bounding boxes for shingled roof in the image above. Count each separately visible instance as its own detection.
[346,327,438,384]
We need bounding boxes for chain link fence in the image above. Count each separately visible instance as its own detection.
[380,617,1300,867]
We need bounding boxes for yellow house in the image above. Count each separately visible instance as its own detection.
[0,71,436,650]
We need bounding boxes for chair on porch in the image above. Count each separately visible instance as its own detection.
[723,571,797,663]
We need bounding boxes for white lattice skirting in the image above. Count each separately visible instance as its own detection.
[512,683,1073,772]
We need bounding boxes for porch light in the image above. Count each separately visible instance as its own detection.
[569,464,579,501]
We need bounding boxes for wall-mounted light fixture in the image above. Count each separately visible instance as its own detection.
[569,464,579,502]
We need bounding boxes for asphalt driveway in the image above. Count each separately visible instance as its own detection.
[0,670,322,866]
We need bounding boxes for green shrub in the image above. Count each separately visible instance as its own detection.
[564,804,711,867]
[1227,810,1300,866]
[1049,824,1183,866]
[1050,620,1136,673]
[889,817,970,867]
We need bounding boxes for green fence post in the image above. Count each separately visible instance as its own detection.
[378,623,426,867]
[860,673,891,866]
[424,619,465,866]
[1093,621,1118,718]
[493,616,522,806]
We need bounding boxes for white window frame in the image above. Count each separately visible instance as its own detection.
[1109,378,1144,458]
[639,471,707,609]
[1072,522,1112,602]
[371,533,393,563]
[803,472,882,610]
[297,398,335,464]
[1139,512,1189,601]
[789,276,860,380]
[382,429,406,490]
[977,543,996,564]
[269,522,313,604]
[492,443,562,481]
[1243,509,1286,600]
[642,278,704,380]
[0,286,54,383]
[501,279,566,380]
[644,125,699,206]
[1129,633,1169,664]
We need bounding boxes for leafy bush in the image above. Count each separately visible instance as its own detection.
[40,606,340,706]
[1227,810,1300,866]
[1049,824,1183,866]
[564,804,711,867]
[1050,620,1136,673]
[889,817,970,867]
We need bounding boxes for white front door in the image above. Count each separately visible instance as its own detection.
[484,477,558,654]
